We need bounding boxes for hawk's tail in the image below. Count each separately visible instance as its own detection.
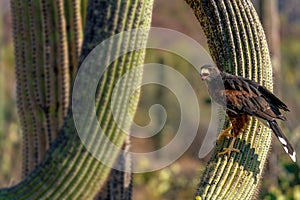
[269,120,296,162]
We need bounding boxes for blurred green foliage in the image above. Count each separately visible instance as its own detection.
[131,48,208,199]
[0,13,22,187]
[133,160,204,200]
[258,38,300,199]
[262,156,300,199]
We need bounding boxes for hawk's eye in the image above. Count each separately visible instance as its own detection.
[201,73,209,76]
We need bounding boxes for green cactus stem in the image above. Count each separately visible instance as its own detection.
[184,0,273,199]
[10,0,85,176]
[0,0,154,199]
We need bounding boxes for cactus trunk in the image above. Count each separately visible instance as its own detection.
[0,0,154,199]
[185,0,273,199]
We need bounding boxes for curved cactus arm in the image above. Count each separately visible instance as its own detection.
[184,0,273,199]
[0,0,153,199]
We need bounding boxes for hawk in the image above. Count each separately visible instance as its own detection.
[200,64,296,162]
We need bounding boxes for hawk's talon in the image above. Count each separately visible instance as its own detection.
[218,137,240,157]
[218,147,240,156]
[217,126,233,142]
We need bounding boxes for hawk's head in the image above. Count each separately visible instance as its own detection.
[200,65,220,82]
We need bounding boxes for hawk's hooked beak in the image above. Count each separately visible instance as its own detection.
[200,68,210,81]
[200,72,209,81]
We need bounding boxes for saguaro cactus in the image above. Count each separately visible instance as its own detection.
[0,0,154,199]
[185,0,274,199]
[10,0,84,177]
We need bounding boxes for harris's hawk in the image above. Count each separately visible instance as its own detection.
[200,64,296,162]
